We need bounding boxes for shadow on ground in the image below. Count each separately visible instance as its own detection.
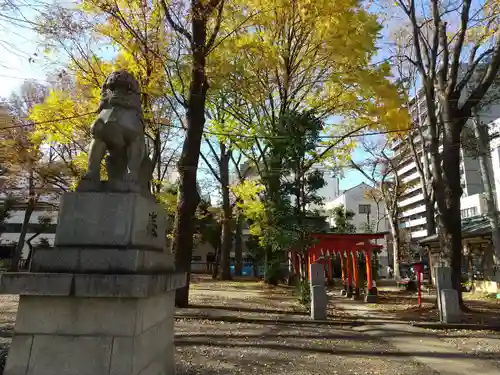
[187,304,309,316]
[175,336,497,361]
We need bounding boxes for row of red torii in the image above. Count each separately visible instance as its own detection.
[289,233,386,299]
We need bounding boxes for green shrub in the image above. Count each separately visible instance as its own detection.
[296,278,311,308]
[264,260,283,285]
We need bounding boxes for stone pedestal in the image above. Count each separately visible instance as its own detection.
[440,289,462,324]
[310,285,327,320]
[0,192,186,375]
[309,263,327,320]
[54,192,168,251]
[364,293,378,303]
[434,266,458,323]
[364,287,378,303]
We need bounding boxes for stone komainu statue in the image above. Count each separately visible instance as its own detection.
[78,70,153,195]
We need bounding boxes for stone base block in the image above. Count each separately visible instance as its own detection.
[5,292,176,375]
[55,192,168,251]
[31,248,174,274]
[440,289,461,324]
[345,291,353,298]
[364,294,378,303]
[340,289,347,297]
[310,285,327,320]
[0,272,186,298]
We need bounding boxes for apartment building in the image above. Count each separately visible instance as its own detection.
[392,90,500,241]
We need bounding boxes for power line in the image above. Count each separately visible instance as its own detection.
[0,110,407,139]
[0,112,95,130]
[2,109,500,145]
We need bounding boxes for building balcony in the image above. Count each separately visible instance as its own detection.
[410,229,428,239]
[402,171,420,183]
[391,138,402,151]
[399,205,426,218]
[399,216,427,229]
[398,193,424,208]
[403,183,422,195]
[398,162,418,176]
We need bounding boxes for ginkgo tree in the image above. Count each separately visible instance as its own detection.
[216,0,410,282]
[213,0,409,212]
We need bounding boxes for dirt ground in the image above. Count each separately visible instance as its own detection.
[175,319,439,375]
[176,276,439,374]
[185,275,308,315]
[0,276,498,374]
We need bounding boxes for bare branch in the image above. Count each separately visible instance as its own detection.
[205,0,224,52]
[159,0,192,42]
[447,0,472,95]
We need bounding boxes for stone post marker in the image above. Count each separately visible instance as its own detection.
[434,266,461,324]
[309,262,327,320]
[0,70,186,375]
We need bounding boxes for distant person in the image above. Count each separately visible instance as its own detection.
[387,265,393,279]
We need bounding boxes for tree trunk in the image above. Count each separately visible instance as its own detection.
[437,118,464,307]
[219,143,232,280]
[387,209,400,279]
[171,12,209,307]
[263,152,282,285]
[10,169,36,272]
[467,247,474,284]
[10,197,35,271]
[427,251,434,286]
[425,199,436,235]
[420,139,437,236]
[473,112,500,279]
[212,242,221,279]
[410,124,436,236]
[392,231,400,280]
[234,211,243,276]
[25,232,41,271]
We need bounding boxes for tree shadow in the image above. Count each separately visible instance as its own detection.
[187,304,309,316]
[175,314,361,326]
[176,332,382,342]
[174,339,497,361]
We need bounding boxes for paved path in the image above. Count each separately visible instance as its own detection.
[329,292,500,375]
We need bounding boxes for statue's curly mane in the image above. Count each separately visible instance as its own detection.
[99,70,142,113]
[102,70,140,95]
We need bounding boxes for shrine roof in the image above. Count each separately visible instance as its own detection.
[419,215,491,246]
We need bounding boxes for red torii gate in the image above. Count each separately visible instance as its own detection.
[290,232,386,300]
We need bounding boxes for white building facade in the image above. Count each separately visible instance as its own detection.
[324,182,391,274]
